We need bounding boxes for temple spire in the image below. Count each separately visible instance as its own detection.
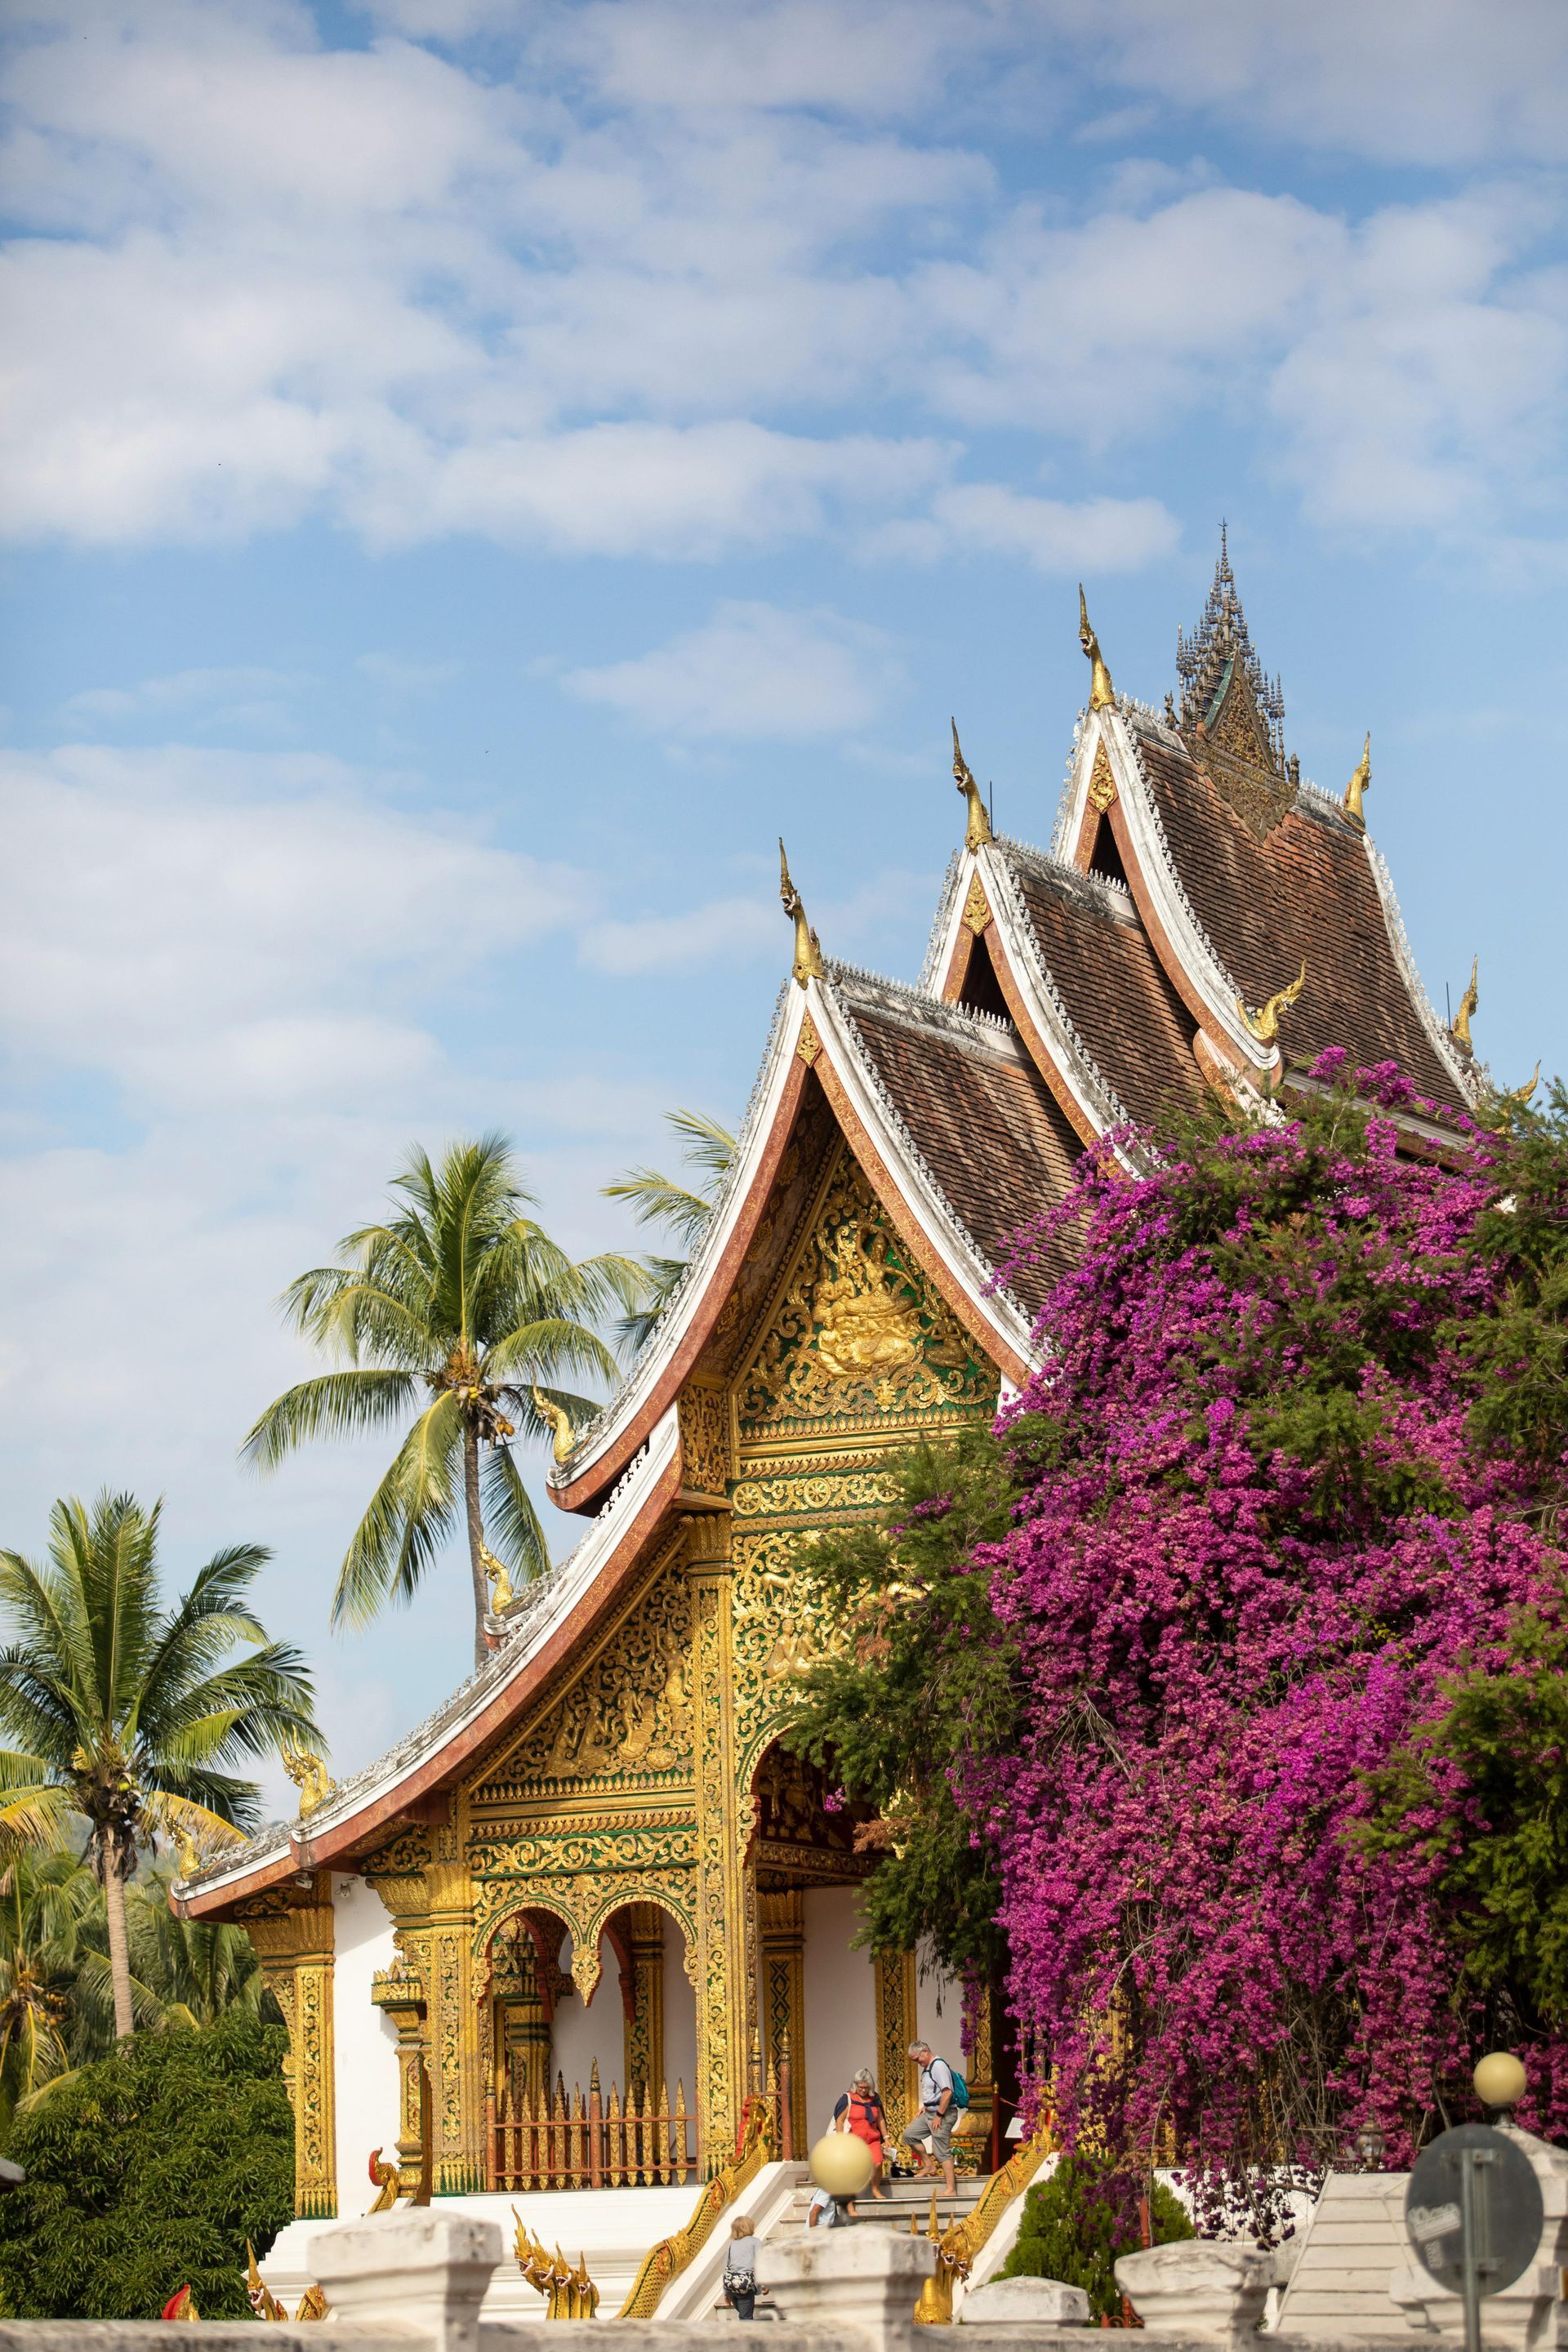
[778,839,823,987]
[951,719,991,850]
[1451,957,1478,1058]
[1343,732,1371,830]
[1077,586,1115,710]
[1175,528,1286,768]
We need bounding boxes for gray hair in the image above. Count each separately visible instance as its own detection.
[851,2067,875,2090]
[907,2040,929,2059]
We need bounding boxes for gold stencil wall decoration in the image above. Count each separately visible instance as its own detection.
[679,1383,732,1498]
[472,1555,696,1805]
[685,1526,751,2172]
[875,1945,921,2148]
[1087,742,1117,814]
[236,1883,336,2219]
[737,1152,991,1438]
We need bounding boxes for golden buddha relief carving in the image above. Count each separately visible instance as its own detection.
[737,1151,987,1437]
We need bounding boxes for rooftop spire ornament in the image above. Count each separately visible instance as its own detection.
[1343,732,1371,830]
[1078,586,1116,711]
[952,719,991,850]
[1452,957,1478,1057]
[1237,960,1306,1046]
[779,839,824,986]
[531,1386,576,1465]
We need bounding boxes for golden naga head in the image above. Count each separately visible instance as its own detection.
[1236,960,1307,1047]
[479,1541,514,1614]
[951,719,991,850]
[1343,731,1371,829]
[1078,585,1116,711]
[778,838,824,987]
[531,1385,576,1465]
[1452,955,1479,1056]
[279,1735,333,1819]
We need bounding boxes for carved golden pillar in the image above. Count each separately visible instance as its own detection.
[238,1878,337,2219]
[760,1888,807,2154]
[372,1962,430,2173]
[425,1827,483,2192]
[875,1945,920,2149]
[622,1902,666,2101]
[685,1516,751,2171]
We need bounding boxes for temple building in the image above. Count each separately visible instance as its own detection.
[181,541,1487,2239]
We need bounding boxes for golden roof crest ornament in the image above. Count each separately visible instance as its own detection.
[280,1735,333,1819]
[1237,960,1306,1046]
[531,1387,576,1465]
[479,1541,514,1613]
[1452,956,1478,1057]
[951,719,991,849]
[1343,732,1371,830]
[779,839,824,987]
[1078,585,1115,711]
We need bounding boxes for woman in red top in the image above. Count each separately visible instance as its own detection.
[832,2067,891,2203]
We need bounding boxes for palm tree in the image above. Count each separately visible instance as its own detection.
[604,1110,737,1350]
[0,1494,318,2042]
[0,1847,96,2136]
[243,1134,646,1667]
[125,1865,272,2029]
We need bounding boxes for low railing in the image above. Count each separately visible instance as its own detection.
[490,2062,697,2192]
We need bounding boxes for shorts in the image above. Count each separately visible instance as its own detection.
[902,2106,954,2162]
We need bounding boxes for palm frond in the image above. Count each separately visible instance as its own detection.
[331,1392,463,1627]
[240,1370,422,1470]
[479,1447,550,1584]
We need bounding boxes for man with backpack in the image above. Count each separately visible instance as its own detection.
[902,2038,966,2197]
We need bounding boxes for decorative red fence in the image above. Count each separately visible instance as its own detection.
[489,2064,697,2192]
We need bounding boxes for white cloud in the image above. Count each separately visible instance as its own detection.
[0,743,595,1103]
[62,666,307,731]
[580,896,773,977]
[562,599,902,739]
[866,485,1181,572]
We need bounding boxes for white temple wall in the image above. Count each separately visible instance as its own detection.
[662,1906,698,2115]
[553,1931,616,2096]
[331,1872,402,2209]
[916,1938,964,2073]
[801,1886,877,2140]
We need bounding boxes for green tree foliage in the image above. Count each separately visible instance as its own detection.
[0,2011,293,2319]
[784,1428,1022,1978]
[245,1134,646,1664]
[1002,2153,1194,2319]
[0,1494,316,2040]
[604,1109,736,1349]
[1363,1604,1568,2043]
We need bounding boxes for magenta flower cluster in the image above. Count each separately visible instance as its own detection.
[968,1062,1566,2180]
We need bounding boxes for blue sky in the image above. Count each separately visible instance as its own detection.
[3,0,1567,1802]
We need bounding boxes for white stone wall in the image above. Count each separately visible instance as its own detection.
[331,1871,402,2213]
[802,1886,878,2139]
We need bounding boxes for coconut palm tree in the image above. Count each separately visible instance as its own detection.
[603,1110,737,1350]
[0,1846,97,2136]
[124,1865,271,2029]
[0,1493,318,2042]
[243,1134,646,1666]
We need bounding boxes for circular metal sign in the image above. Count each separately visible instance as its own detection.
[1406,2125,1543,2297]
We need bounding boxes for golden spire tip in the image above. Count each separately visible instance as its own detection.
[951,718,991,849]
[779,838,824,987]
[1077,585,1116,711]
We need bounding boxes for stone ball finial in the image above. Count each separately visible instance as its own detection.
[809,2132,874,2198]
[1474,2051,1526,2111]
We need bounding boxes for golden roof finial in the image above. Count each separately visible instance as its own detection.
[1236,960,1306,1045]
[1078,585,1115,711]
[531,1386,576,1465]
[779,839,824,987]
[1452,956,1478,1057]
[952,719,991,850]
[479,1540,514,1612]
[1343,731,1370,830]
[279,1735,333,1819]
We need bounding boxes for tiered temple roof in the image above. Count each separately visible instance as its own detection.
[185,539,1484,1916]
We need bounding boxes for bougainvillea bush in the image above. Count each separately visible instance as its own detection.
[971,1058,1568,2199]
[793,1058,1568,2211]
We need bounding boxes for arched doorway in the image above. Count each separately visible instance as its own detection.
[749,1742,880,2149]
[484,1898,700,2189]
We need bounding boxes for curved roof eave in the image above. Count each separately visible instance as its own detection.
[180,1405,683,1918]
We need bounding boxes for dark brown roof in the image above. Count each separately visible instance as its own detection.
[833,975,1082,1319]
[1129,719,1461,1107]
[1000,849,1209,1135]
